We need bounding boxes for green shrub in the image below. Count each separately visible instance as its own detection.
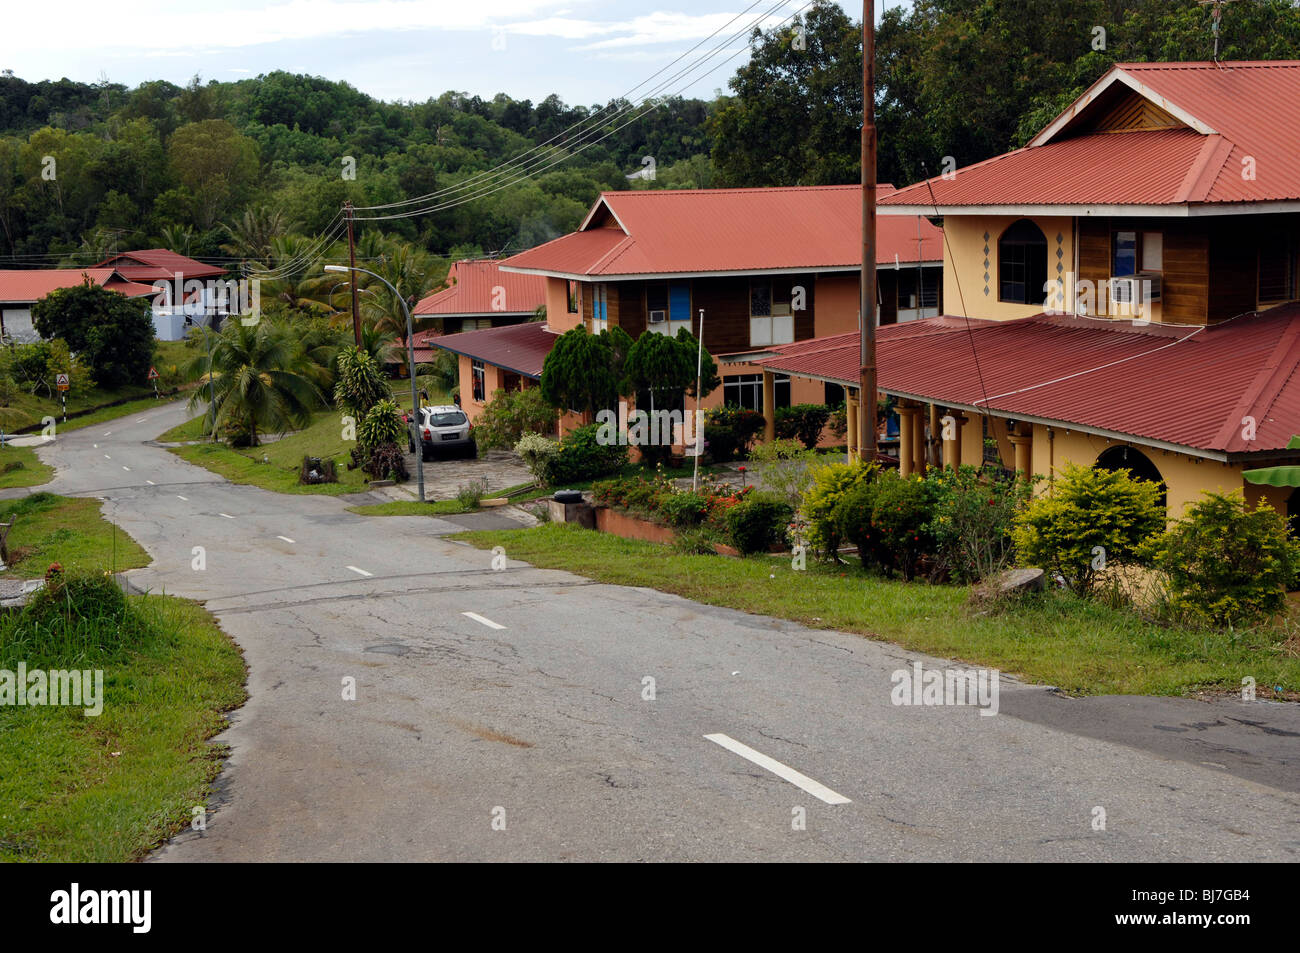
[833,479,884,570]
[725,492,793,555]
[927,465,1034,583]
[14,569,143,665]
[547,423,627,485]
[704,406,766,462]
[800,459,875,559]
[1013,463,1164,595]
[1142,491,1300,628]
[660,491,710,527]
[868,471,937,580]
[473,387,558,453]
[456,478,489,509]
[333,346,390,420]
[514,431,561,486]
[775,403,832,449]
[358,398,405,456]
[748,438,820,509]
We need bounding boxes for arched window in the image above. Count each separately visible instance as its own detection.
[998,219,1048,305]
[1095,445,1167,512]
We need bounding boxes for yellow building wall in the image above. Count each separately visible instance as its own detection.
[1021,423,1285,519]
[944,215,1075,320]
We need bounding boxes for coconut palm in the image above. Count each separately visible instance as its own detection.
[257,234,338,315]
[187,319,322,447]
[221,204,301,261]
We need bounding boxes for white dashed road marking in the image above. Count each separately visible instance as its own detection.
[146,480,155,485]
[103,454,111,459]
[276,536,295,543]
[177,495,188,501]
[704,733,851,805]
[122,466,130,471]
[219,513,235,519]
[346,566,372,577]
[462,611,505,630]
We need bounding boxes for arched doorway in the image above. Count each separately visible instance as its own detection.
[1095,445,1167,511]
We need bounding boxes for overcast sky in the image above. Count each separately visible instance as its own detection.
[4,0,910,106]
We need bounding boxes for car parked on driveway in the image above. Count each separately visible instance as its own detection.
[407,405,476,460]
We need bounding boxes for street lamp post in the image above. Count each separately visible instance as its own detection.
[324,265,424,502]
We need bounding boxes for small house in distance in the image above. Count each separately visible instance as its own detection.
[0,268,155,342]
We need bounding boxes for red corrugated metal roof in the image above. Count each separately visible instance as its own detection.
[883,61,1300,209]
[0,268,151,303]
[95,249,226,279]
[881,129,1208,207]
[412,258,547,316]
[427,321,558,379]
[757,305,1300,457]
[503,185,942,278]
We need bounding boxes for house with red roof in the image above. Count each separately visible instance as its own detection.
[94,249,231,339]
[0,268,156,342]
[435,185,941,425]
[407,259,548,398]
[758,60,1300,519]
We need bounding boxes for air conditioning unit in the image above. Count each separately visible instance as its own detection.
[1108,274,1162,316]
[649,309,666,323]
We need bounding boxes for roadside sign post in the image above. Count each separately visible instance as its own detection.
[148,365,159,399]
[56,372,69,422]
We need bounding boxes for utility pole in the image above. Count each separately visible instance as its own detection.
[859,0,878,462]
[345,201,362,346]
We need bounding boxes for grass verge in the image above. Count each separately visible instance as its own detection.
[0,494,151,578]
[166,409,368,496]
[0,445,54,490]
[452,522,1300,698]
[0,592,247,861]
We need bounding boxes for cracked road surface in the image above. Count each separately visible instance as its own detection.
[11,402,1299,861]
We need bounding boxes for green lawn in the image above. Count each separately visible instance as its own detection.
[453,522,1300,698]
[167,409,369,496]
[0,593,246,862]
[0,444,53,490]
[156,412,209,443]
[346,500,473,516]
[0,493,151,578]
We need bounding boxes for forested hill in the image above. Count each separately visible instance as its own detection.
[4,0,1300,273]
[0,70,715,266]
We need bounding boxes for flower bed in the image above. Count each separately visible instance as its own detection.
[589,471,792,556]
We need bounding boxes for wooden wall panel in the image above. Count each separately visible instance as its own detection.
[618,282,645,338]
[1161,223,1208,323]
[693,277,751,353]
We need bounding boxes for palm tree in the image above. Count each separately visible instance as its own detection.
[257,235,338,315]
[221,204,301,262]
[355,235,440,337]
[187,319,322,447]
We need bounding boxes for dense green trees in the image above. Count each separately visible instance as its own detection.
[4,1,1300,266]
[0,70,715,265]
[30,282,154,387]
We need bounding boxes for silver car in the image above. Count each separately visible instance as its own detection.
[409,405,476,460]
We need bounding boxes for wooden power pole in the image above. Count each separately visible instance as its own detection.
[859,0,878,462]
[345,201,362,347]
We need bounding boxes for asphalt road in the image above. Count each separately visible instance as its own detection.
[11,402,1299,862]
